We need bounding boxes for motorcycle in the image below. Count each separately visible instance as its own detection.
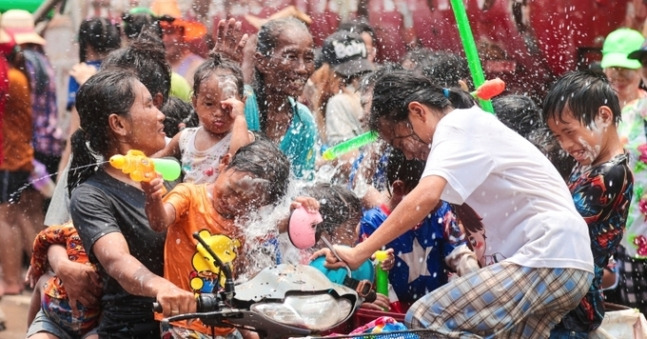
[155,214,371,339]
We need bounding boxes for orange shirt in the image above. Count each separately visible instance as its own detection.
[1,68,33,171]
[158,183,241,336]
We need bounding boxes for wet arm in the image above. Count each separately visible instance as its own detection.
[352,175,446,264]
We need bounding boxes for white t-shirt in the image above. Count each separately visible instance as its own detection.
[421,106,593,273]
[178,126,232,184]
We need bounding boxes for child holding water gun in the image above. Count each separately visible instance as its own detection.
[358,149,479,312]
[543,70,633,337]
[155,52,253,184]
[143,137,291,338]
[25,221,101,339]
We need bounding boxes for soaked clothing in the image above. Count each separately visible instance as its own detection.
[406,263,593,339]
[157,183,240,336]
[552,153,633,334]
[70,168,167,338]
[23,49,64,157]
[1,68,33,172]
[606,96,647,315]
[29,222,100,336]
[178,127,231,184]
[244,85,318,178]
[359,202,469,309]
[414,106,593,336]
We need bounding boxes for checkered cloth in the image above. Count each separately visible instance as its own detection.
[405,262,593,338]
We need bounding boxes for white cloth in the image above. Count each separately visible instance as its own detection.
[325,90,364,145]
[421,106,593,273]
[178,126,231,184]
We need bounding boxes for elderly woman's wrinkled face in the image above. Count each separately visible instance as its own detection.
[260,29,315,98]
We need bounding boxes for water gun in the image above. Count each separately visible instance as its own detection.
[471,78,505,100]
[109,150,181,182]
[321,131,378,161]
[374,250,390,297]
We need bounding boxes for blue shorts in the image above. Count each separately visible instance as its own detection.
[26,309,98,339]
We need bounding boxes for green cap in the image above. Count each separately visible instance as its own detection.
[601,28,644,69]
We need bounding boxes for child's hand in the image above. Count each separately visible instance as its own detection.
[372,248,396,271]
[222,97,245,120]
[360,292,391,311]
[290,196,320,213]
[141,176,165,201]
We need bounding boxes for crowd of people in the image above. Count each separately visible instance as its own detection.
[0,1,647,339]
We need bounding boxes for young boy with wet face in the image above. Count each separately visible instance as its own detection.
[543,70,633,337]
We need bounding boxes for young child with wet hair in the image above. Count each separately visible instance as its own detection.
[143,137,291,338]
[543,70,633,337]
[156,52,253,184]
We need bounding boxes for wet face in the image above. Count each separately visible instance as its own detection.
[603,66,642,104]
[546,107,606,166]
[211,169,271,220]
[258,29,315,98]
[193,71,239,136]
[377,118,431,160]
[124,81,166,155]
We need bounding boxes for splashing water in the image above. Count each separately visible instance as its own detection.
[236,178,307,281]
[8,161,109,204]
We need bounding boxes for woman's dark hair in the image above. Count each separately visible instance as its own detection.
[226,135,290,205]
[78,17,121,62]
[192,52,244,99]
[493,94,542,140]
[101,27,171,107]
[161,96,196,137]
[386,149,425,194]
[542,69,621,126]
[68,69,139,195]
[254,17,310,129]
[369,70,475,131]
[417,50,472,89]
[301,183,362,238]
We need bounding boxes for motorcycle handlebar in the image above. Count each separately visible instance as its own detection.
[153,294,221,314]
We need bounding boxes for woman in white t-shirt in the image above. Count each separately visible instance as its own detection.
[314,70,594,338]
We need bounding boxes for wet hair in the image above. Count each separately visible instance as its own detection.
[78,17,121,62]
[369,70,475,131]
[359,62,403,95]
[493,94,542,140]
[101,28,171,107]
[386,149,425,194]
[226,135,290,205]
[417,50,472,89]
[337,19,376,45]
[161,96,197,137]
[121,12,164,41]
[301,183,362,239]
[192,52,244,99]
[68,69,139,195]
[542,69,621,126]
[254,17,311,129]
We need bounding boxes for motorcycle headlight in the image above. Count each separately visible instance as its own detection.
[250,294,353,331]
